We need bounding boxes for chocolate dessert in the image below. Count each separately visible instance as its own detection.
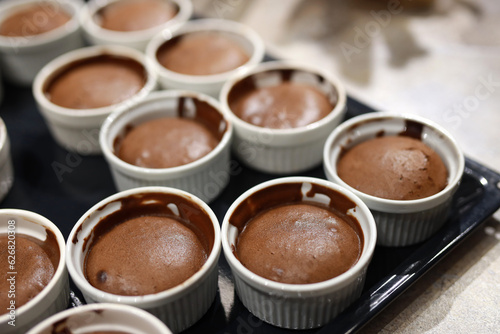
[0,231,59,314]
[236,203,362,284]
[114,96,225,169]
[117,117,218,168]
[227,69,337,129]
[96,0,178,32]
[83,192,214,296]
[0,2,71,37]
[44,54,146,109]
[229,81,333,129]
[86,216,207,296]
[231,182,364,285]
[337,135,448,200]
[156,31,250,75]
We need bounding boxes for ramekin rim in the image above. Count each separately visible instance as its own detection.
[26,302,173,334]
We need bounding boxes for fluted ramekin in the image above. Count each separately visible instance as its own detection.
[99,90,232,203]
[66,186,221,333]
[221,176,377,329]
[0,117,13,202]
[27,303,173,334]
[0,0,84,86]
[0,209,69,334]
[33,44,157,155]
[323,112,465,246]
[146,18,265,97]
[80,0,192,51]
[219,60,347,174]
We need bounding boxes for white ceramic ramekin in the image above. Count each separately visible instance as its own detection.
[27,303,173,334]
[33,44,157,155]
[221,176,377,329]
[323,112,465,247]
[219,60,347,174]
[146,18,265,97]
[66,186,221,333]
[0,117,13,202]
[99,90,232,203]
[0,68,3,104]
[0,0,84,86]
[80,0,192,51]
[0,209,69,334]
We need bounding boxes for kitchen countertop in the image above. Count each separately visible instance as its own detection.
[193,0,500,333]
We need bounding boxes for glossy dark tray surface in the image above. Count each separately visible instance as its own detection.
[2,82,500,334]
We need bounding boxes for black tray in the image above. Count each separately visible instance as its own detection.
[2,81,500,334]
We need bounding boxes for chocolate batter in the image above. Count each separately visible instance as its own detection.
[96,0,178,32]
[0,231,59,314]
[236,203,362,284]
[114,96,226,169]
[231,181,364,285]
[44,55,146,109]
[0,2,71,37]
[229,81,333,129]
[337,136,448,200]
[117,117,218,168]
[85,216,207,296]
[156,31,250,75]
[82,192,214,296]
